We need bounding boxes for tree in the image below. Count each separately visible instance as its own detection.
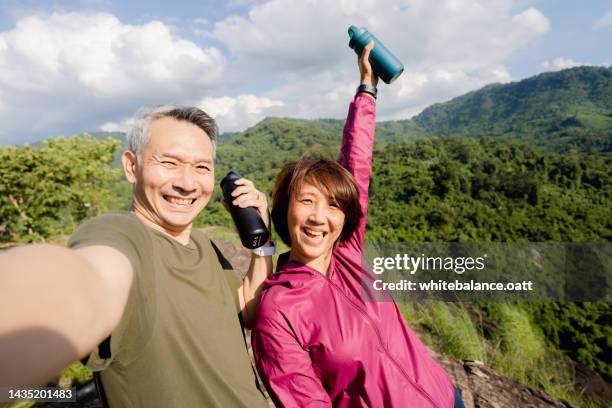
[0,135,121,242]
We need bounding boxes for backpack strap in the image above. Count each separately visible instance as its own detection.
[80,336,111,408]
[210,239,233,270]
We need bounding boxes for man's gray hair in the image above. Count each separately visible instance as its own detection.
[127,105,218,159]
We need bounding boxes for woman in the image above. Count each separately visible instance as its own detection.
[252,42,462,407]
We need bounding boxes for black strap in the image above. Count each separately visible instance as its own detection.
[80,336,111,407]
[356,83,378,99]
[210,239,233,270]
[94,371,110,408]
[98,336,111,359]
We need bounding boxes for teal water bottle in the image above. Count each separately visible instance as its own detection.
[348,25,404,84]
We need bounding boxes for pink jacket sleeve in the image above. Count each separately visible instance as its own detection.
[252,309,332,407]
[337,93,376,251]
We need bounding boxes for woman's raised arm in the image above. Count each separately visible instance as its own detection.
[337,41,378,248]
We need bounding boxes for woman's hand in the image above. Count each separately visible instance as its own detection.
[359,40,379,87]
[221,178,270,228]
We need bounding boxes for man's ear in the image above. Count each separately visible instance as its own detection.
[122,150,138,184]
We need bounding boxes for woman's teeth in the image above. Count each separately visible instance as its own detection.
[304,228,324,238]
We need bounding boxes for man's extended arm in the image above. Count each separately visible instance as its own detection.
[0,244,132,387]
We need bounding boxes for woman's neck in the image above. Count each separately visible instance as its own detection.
[289,250,332,277]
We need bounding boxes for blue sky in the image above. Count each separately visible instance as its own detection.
[0,0,610,144]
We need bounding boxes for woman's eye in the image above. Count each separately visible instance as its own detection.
[301,199,312,204]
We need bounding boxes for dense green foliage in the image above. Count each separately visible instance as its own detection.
[367,137,611,242]
[523,302,612,382]
[208,125,611,245]
[0,136,121,242]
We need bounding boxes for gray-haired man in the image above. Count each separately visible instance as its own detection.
[0,106,272,407]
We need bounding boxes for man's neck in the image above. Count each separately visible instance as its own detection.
[130,205,193,246]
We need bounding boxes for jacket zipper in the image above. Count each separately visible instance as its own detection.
[324,277,441,408]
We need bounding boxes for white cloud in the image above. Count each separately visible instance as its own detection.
[593,9,612,30]
[512,7,550,36]
[213,0,351,72]
[0,1,557,144]
[100,119,135,133]
[198,94,284,131]
[539,57,584,72]
[211,0,550,122]
[97,94,284,134]
[0,11,225,144]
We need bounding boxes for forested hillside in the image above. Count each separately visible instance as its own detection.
[413,66,612,152]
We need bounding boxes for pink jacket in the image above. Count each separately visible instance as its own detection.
[252,94,455,407]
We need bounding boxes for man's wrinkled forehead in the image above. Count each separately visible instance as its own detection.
[142,117,214,160]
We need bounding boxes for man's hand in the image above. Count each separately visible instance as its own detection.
[359,40,379,87]
[0,244,132,387]
[222,177,270,228]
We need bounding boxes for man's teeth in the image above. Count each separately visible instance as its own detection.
[167,197,194,205]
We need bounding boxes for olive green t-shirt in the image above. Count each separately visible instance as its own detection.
[69,212,268,408]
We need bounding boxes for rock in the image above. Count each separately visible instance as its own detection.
[572,361,612,403]
[433,351,581,408]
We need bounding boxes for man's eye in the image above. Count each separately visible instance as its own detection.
[196,165,211,172]
[161,161,177,166]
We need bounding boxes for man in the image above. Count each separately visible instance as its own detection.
[0,106,271,407]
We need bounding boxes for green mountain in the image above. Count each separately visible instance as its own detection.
[412,66,612,152]
[219,66,611,153]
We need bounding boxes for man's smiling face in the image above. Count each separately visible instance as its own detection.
[129,116,214,235]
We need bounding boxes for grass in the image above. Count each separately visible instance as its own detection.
[486,303,547,382]
[57,361,92,387]
[416,302,486,362]
[399,301,607,407]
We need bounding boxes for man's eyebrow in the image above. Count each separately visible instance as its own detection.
[159,153,213,164]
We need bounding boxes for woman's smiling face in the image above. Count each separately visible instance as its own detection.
[287,181,345,273]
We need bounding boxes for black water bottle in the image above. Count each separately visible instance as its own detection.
[220,171,269,249]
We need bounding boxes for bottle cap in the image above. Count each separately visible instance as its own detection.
[348,26,367,49]
[220,171,242,190]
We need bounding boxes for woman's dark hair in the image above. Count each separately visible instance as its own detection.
[271,158,363,246]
